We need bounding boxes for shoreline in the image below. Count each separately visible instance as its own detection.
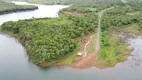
[0,3,140,69]
[0,26,135,69]
[0,7,38,15]
[38,32,134,69]
[38,49,133,69]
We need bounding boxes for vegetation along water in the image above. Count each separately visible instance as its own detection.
[0,0,38,15]
[0,0,142,68]
[0,0,142,80]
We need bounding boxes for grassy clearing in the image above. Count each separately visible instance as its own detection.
[59,35,90,65]
[97,32,132,67]
[98,3,142,68]
[117,23,142,35]
[58,46,79,65]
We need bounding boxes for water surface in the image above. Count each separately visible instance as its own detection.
[0,1,68,25]
[0,2,142,80]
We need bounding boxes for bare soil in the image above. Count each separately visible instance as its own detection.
[72,34,100,69]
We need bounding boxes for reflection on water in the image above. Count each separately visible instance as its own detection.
[119,33,142,69]
[0,2,142,80]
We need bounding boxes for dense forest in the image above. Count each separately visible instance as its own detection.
[0,0,38,15]
[1,0,142,67]
[0,12,98,64]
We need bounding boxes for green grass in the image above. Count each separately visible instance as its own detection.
[86,7,97,12]
[117,23,142,35]
[88,35,97,53]
[98,32,132,67]
[58,48,79,65]
[97,3,142,68]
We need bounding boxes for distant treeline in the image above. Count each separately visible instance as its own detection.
[0,1,38,15]
[5,0,142,5]
[6,0,122,5]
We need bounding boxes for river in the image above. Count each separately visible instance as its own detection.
[0,1,142,80]
[0,1,68,25]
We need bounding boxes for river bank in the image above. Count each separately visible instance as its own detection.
[0,1,38,15]
[0,10,134,70]
[0,1,138,69]
[0,1,142,80]
[1,28,142,80]
[0,1,68,25]
[0,10,98,67]
[0,7,38,15]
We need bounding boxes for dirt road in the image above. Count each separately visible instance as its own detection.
[72,11,102,69]
[72,7,114,69]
